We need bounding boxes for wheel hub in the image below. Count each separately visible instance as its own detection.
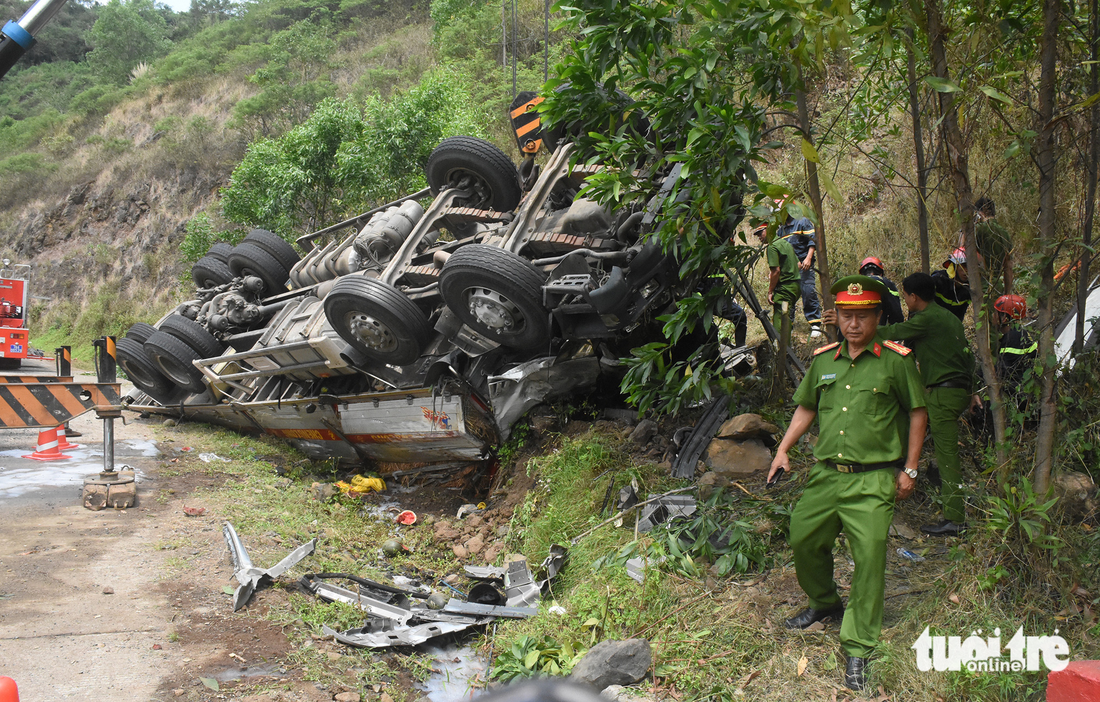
[155,355,193,385]
[347,312,398,352]
[468,288,521,332]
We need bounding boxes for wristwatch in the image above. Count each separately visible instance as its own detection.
[903,467,919,479]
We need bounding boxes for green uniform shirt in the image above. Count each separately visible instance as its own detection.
[793,336,926,465]
[767,236,801,303]
[879,302,976,388]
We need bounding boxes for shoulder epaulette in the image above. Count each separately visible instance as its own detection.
[813,342,841,356]
[883,340,911,356]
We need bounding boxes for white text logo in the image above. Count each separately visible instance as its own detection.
[912,626,1069,672]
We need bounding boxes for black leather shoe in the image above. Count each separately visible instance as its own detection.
[920,520,966,536]
[845,656,867,691]
[784,604,844,629]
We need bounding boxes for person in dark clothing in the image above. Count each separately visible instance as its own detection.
[858,256,904,326]
[930,247,971,321]
[700,273,747,346]
[992,293,1036,402]
[973,197,1014,295]
[777,207,823,338]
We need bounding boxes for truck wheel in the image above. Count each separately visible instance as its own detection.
[323,276,431,366]
[228,242,290,296]
[124,322,158,345]
[159,314,225,357]
[439,244,550,350]
[143,331,208,394]
[192,255,235,289]
[426,137,522,211]
[117,337,184,404]
[207,242,234,262]
[244,228,301,271]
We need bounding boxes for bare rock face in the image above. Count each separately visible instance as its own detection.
[570,639,652,691]
[1053,471,1097,521]
[716,413,779,441]
[703,437,772,476]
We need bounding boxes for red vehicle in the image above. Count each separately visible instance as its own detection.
[0,262,30,369]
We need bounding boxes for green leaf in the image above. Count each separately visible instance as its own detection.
[1004,141,1022,159]
[200,678,219,691]
[924,76,961,93]
[979,85,1012,104]
[800,138,820,164]
[582,617,600,627]
[222,586,235,595]
[818,167,843,204]
[823,653,838,670]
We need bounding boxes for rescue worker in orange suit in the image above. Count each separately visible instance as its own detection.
[930,248,972,321]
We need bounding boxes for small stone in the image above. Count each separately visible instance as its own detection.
[464,534,486,555]
[102,586,114,595]
[697,472,731,500]
[494,524,510,538]
[504,553,527,563]
[326,651,342,661]
[629,419,658,446]
[452,545,468,559]
[172,690,185,697]
[335,693,361,702]
[381,693,394,702]
[571,639,652,690]
[163,419,178,428]
[312,482,336,502]
[426,593,448,610]
[444,574,460,584]
[483,542,504,563]
[467,514,484,528]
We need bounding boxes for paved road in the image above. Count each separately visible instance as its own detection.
[0,406,174,700]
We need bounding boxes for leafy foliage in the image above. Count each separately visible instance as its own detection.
[87,0,173,84]
[221,70,484,235]
[490,636,584,681]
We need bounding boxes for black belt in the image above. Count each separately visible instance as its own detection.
[927,379,969,390]
[825,460,901,474]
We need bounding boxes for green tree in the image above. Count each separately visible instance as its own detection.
[87,0,172,84]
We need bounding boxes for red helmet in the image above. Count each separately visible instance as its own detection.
[859,256,885,275]
[944,247,967,267]
[994,294,1027,320]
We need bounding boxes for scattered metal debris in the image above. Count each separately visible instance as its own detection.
[315,545,567,649]
[636,494,697,533]
[223,522,316,611]
[625,556,667,583]
[670,397,731,479]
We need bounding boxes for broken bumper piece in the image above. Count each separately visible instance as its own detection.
[223,522,316,611]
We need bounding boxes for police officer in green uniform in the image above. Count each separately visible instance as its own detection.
[769,275,928,691]
[754,224,801,349]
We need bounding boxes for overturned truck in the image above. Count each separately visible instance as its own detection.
[122,105,733,468]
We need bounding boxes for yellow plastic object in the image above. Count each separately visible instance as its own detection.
[335,475,386,495]
[476,501,486,510]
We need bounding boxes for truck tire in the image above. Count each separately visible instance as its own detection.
[159,314,225,357]
[323,276,431,366]
[192,255,235,289]
[124,322,158,345]
[117,337,184,404]
[143,331,207,394]
[439,244,550,351]
[207,242,234,262]
[228,242,290,296]
[426,137,522,211]
[244,229,301,272]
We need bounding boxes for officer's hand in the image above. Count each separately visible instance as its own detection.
[969,394,982,411]
[767,291,775,305]
[896,470,916,500]
[799,258,812,271]
[822,308,838,327]
[768,451,789,484]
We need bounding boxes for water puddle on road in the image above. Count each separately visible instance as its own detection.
[213,663,286,682]
[417,643,488,702]
[0,440,159,499]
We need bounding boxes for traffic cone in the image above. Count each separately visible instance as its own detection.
[0,676,19,701]
[22,427,72,461]
[56,424,81,450]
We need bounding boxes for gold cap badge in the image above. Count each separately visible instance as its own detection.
[847,283,863,296]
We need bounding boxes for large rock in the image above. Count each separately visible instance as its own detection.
[571,639,652,690]
[1053,471,1097,521]
[630,420,659,446]
[715,413,779,441]
[703,438,772,477]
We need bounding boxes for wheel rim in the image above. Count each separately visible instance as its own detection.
[154,355,195,386]
[445,169,493,208]
[466,287,526,334]
[344,311,399,352]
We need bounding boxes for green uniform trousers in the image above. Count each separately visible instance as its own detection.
[789,462,896,658]
[925,387,970,523]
